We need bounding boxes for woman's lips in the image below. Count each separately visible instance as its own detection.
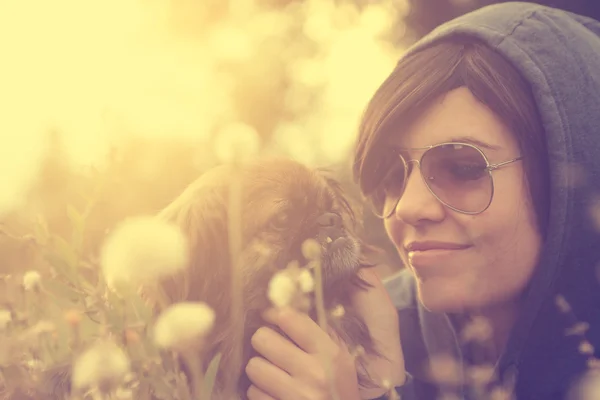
[408,248,469,266]
[404,241,471,270]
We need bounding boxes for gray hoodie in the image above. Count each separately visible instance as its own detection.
[382,2,600,399]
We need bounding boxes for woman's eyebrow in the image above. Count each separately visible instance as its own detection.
[449,136,501,151]
[390,137,501,152]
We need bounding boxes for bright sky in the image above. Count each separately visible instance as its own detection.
[0,0,404,215]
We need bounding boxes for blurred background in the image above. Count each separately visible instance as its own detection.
[1,0,598,279]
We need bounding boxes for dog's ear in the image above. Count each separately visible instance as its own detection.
[156,167,233,305]
[157,167,248,399]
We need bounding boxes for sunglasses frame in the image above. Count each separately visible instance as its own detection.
[372,141,523,218]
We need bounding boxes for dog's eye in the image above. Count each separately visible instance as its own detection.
[269,212,289,230]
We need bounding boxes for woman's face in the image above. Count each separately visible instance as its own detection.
[384,87,542,313]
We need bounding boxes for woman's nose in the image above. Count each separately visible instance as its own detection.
[392,168,445,225]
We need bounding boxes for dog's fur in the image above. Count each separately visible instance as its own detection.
[157,158,381,399]
[6,158,382,400]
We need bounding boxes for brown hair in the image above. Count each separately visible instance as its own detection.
[353,37,550,234]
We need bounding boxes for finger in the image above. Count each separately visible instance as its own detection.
[247,384,277,400]
[262,307,336,355]
[251,326,315,375]
[245,356,300,400]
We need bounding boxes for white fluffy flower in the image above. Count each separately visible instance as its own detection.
[100,216,189,292]
[268,271,297,308]
[22,270,42,291]
[301,238,322,260]
[298,269,315,293]
[72,339,131,391]
[0,309,11,330]
[153,302,215,350]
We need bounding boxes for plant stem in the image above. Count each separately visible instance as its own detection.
[313,259,341,400]
[227,167,244,387]
[182,353,205,400]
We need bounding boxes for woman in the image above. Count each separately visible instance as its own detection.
[245,2,600,400]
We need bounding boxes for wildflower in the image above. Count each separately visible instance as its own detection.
[26,359,44,371]
[466,364,496,387]
[565,321,590,336]
[0,309,11,330]
[297,268,315,293]
[22,271,41,291]
[213,122,261,163]
[589,194,600,232]
[460,316,493,343]
[124,328,141,346]
[350,345,365,359]
[71,339,131,392]
[588,357,600,369]
[554,294,571,313]
[301,238,322,260]
[579,340,595,355]
[488,386,515,400]
[100,216,189,293]
[28,320,56,336]
[64,309,82,326]
[153,302,215,351]
[114,387,134,400]
[268,271,297,308]
[428,354,462,386]
[437,394,462,400]
[330,304,345,318]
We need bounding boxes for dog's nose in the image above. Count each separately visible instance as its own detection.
[317,212,342,229]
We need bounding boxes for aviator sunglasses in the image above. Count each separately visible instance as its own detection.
[368,142,523,218]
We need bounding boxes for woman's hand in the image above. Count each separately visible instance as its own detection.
[245,306,361,400]
[352,268,406,398]
[245,268,405,400]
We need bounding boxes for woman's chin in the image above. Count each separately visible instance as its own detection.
[416,276,478,313]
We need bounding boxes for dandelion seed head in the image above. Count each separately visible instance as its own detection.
[114,387,134,400]
[460,316,493,343]
[588,194,600,232]
[29,320,56,336]
[555,294,571,313]
[124,329,140,345]
[438,394,462,400]
[565,322,590,336]
[330,304,345,318]
[579,341,595,355]
[298,268,314,293]
[588,357,600,369]
[466,364,496,387]
[64,309,82,326]
[22,270,42,291]
[268,271,297,308]
[301,238,322,260]
[428,354,462,385]
[72,339,131,391]
[153,302,215,350]
[101,216,189,292]
[488,386,515,400]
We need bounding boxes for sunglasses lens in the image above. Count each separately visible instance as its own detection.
[369,157,407,218]
[421,144,492,213]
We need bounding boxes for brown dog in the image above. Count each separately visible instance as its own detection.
[15,158,382,400]
[157,158,382,399]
